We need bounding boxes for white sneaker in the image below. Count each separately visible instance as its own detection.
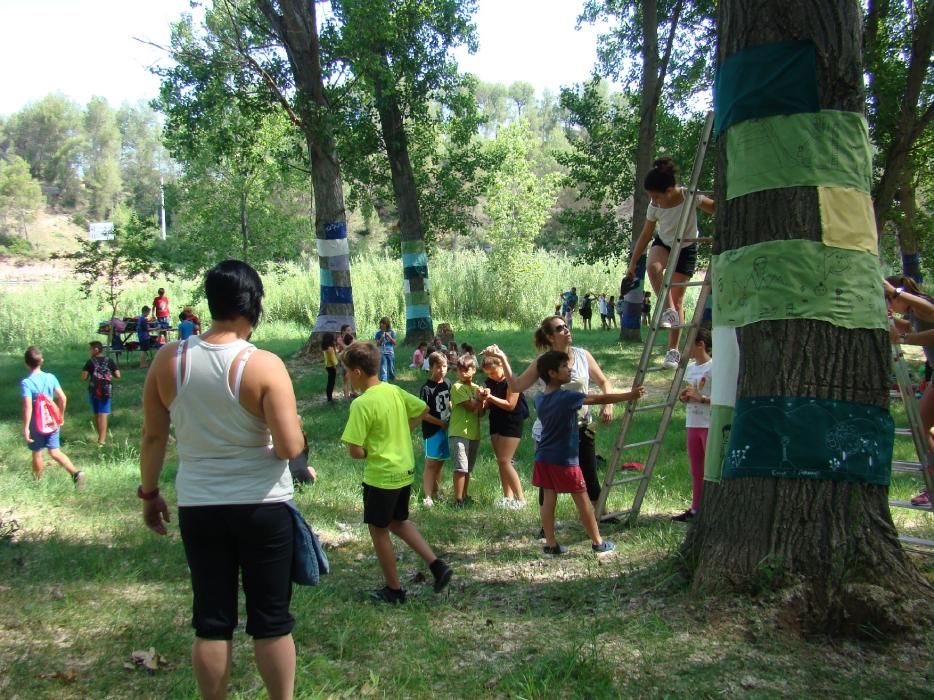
[507,499,527,510]
[496,497,512,509]
[658,308,680,329]
[662,349,681,369]
[422,497,435,508]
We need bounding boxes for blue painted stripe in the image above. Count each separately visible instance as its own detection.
[405,304,430,320]
[402,252,427,268]
[321,285,354,304]
[324,221,347,240]
[320,269,333,287]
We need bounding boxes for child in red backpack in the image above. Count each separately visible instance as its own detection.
[81,341,121,446]
[21,346,84,488]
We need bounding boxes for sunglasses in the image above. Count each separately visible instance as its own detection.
[550,324,570,333]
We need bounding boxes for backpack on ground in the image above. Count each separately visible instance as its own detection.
[90,357,113,399]
[33,393,63,435]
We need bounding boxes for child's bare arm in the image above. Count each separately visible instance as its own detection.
[422,412,447,429]
[345,442,367,459]
[583,386,645,405]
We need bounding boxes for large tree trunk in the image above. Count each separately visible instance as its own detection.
[682,0,933,636]
[372,56,434,346]
[256,0,356,354]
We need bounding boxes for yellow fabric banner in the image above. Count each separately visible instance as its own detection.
[818,187,878,255]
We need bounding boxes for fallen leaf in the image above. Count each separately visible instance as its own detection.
[38,669,77,683]
[130,647,167,673]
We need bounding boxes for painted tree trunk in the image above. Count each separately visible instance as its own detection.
[682,0,933,635]
[257,0,356,352]
[373,61,434,345]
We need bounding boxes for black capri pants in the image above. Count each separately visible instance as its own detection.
[179,502,295,640]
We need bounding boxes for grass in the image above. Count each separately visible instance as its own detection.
[0,323,932,699]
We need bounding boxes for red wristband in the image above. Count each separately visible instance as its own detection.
[137,485,160,501]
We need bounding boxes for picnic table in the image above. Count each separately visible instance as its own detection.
[97,319,175,363]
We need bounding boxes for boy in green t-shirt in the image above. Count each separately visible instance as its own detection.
[448,354,486,507]
[341,342,453,604]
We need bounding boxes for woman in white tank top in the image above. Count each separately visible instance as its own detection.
[139,260,305,699]
[482,315,618,505]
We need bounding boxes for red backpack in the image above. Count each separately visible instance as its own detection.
[33,393,63,435]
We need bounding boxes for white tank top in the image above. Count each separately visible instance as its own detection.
[171,337,292,507]
[532,346,592,441]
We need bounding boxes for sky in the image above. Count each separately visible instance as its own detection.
[0,0,608,117]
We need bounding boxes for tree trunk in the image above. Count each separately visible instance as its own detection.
[682,0,933,636]
[895,174,922,283]
[372,55,434,346]
[256,0,356,354]
[240,189,249,260]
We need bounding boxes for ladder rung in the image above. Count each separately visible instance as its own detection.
[600,509,634,522]
[645,365,673,373]
[621,439,661,450]
[611,474,648,487]
[892,460,922,473]
[632,402,673,413]
[890,499,934,512]
[669,280,709,288]
[894,428,913,436]
[693,236,714,244]
[898,535,934,552]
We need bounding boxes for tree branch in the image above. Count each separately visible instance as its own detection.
[653,0,685,108]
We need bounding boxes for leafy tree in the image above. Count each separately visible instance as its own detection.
[0,155,45,239]
[508,81,536,117]
[864,0,934,280]
[325,0,479,343]
[683,0,932,634]
[482,120,560,321]
[84,97,123,220]
[117,102,174,221]
[157,0,356,344]
[4,94,85,206]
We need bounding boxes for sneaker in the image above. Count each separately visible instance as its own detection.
[432,562,453,593]
[495,497,512,509]
[506,499,527,510]
[658,308,680,329]
[543,544,568,555]
[453,499,466,509]
[671,508,696,522]
[662,348,681,369]
[72,471,86,491]
[910,490,930,507]
[370,586,406,604]
[422,496,435,508]
[592,540,615,553]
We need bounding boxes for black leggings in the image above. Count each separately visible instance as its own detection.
[539,425,600,504]
[326,366,336,401]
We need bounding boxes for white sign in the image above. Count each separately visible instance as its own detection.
[88,222,115,241]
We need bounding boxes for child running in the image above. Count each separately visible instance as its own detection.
[448,354,484,508]
[534,350,644,554]
[674,328,712,522]
[322,332,338,402]
[81,340,120,446]
[21,346,85,488]
[481,354,527,508]
[375,317,397,382]
[341,342,453,603]
[419,352,452,506]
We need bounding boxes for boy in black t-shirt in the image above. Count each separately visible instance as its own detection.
[419,352,451,506]
[81,341,120,446]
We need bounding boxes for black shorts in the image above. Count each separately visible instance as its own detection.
[651,235,698,277]
[580,308,592,320]
[363,483,411,527]
[489,413,524,439]
[138,337,151,351]
[178,503,294,640]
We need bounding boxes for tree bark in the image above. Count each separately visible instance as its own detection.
[372,54,434,345]
[240,189,249,260]
[682,0,933,636]
[255,0,356,354]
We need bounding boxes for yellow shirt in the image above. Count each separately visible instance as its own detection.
[323,347,338,368]
[341,383,427,488]
[448,381,481,441]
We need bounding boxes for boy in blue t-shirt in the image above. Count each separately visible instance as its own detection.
[136,305,152,368]
[20,346,84,488]
[177,311,195,340]
[533,350,644,555]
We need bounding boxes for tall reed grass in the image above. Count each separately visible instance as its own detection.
[0,250,699,349]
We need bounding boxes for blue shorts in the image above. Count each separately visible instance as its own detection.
[157,317,170,329]
[424,430,450,460]
[89,396,112,414]
[28,427,61,452]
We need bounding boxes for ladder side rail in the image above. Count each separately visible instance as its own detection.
[891,343,934,496]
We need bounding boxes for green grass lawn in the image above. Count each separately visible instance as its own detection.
[0,325,931,699]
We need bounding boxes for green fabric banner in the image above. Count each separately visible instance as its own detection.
[722,397,894,485]
[712,240,888,330]
[725,111,872,200]
[714,40,819,135]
